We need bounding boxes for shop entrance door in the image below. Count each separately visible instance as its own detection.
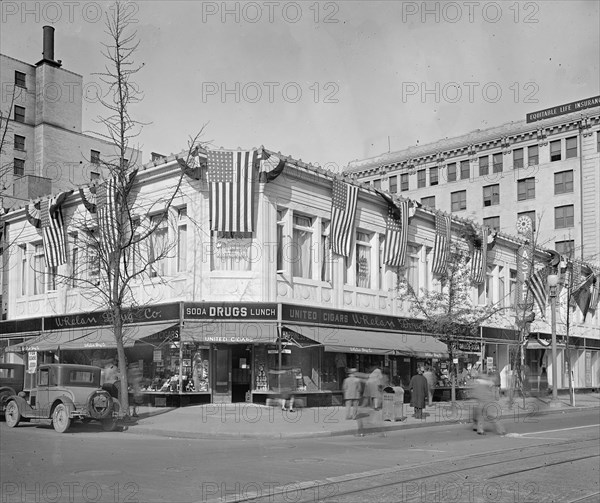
[231,345,252,402]
[213,346,231,403]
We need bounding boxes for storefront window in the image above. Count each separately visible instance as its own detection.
[254,344,320,392]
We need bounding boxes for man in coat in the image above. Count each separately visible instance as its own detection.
[409,367,429,419]
[342,368,362,419]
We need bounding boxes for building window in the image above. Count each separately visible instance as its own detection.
[19,245,27,296]
[483,216,500,231]
[177,207,187,273]
[373,179,381,190]
[565,136,577,159]
[356,231,372,288]
[447,163,457,182]
[14,135,25,150]
[493,153,503,173]
[32,244,46,295]
[417,169,426,188]
[478,265,493,305]
[517,177,536,201]
[90,150,101,165]
[400,173,409,191]
[379,235,385,290]
[518,211,536,232]
[597,132,600,152]
[14,105,25,123]
[554,170,573,194]
[555,240,574,257]
[15,71,26,88]
[70,234,79,287]
[87,230,100,284]
[509,269,517,307]
[406,245,419,292]
[451,190,467,212]
[292,214,313,279]
[550,140,561,161]
[149,214,168,277]
[555,205,574,229]
[528,145,539,166]
[90,171,100,182]
[479,156,489,176]
[460,160,470,180]
[421,196,435,209]
[513,148,524,169]
[321,221,332,282]
[276,209,285,272]
[14,158,25,176]
[483,184,500,207]
[389,175,397,193]
[213,231,252,272]
[430,167,438,186]
[498,266,506,308]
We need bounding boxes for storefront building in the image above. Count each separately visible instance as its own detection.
[1,146,598,405]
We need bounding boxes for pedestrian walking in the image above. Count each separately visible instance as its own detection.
[490,367,501,400]
[363,367,383,409]
[471,375,506,435]
[342,368,361,419]
[423,366,437,406]
[408,368,428,419]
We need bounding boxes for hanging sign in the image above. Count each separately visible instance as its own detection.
[28,351,37,373]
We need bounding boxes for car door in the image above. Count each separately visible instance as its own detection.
[35,367,51,417]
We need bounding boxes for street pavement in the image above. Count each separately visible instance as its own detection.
[124,391,600,440]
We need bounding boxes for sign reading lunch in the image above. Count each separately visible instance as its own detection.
[526,96,600,123]
[184,303,277,320]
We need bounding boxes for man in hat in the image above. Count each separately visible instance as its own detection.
[342,368,362,420]
[409,367,429,419]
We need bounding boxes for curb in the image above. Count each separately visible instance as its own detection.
[122,404,599,440]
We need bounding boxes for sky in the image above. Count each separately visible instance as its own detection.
[1,0,599,170]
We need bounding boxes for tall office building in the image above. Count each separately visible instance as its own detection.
[346,101,600,266]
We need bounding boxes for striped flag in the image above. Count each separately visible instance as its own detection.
[572,273,595,320]
[79,184,98,213]
[470,226,489,284]
[588,275,599,318]
[384,199,409,267]
[207,149,257,233]
[528,266,549,315]
[97,177,119,254]
[432,213,451,275]
[40,195,68,267]
[258,150,286,183]
[330,179,359,257]
[26,200,42,229]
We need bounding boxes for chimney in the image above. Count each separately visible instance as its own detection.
[36,26,62,67]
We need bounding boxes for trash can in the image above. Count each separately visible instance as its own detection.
[382,386,404,421]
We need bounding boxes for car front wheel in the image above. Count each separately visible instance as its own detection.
[52,403,71,433]
[5,400,21,428]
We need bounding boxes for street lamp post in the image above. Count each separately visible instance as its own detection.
[547,273,560,406]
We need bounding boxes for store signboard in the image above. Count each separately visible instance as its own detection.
[526,96,600,123]
[184,303,277,320]
[28,351,37,373]
[585,351,592,387]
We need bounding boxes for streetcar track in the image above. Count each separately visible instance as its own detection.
[218,436,600,503]
[568,492,600,503]
[488,453,600,479]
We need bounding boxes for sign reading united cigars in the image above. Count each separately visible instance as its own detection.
[282,304,425,333]
[44,303,180,331]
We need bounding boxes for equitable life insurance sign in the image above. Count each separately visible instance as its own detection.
[526,96,600,123]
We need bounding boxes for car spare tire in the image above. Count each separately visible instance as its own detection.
[87,390,114,420]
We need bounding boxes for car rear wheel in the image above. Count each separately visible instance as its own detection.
[102,400,120,432]
[5,400,21,428]
[87,390,114,420]
[52,403,71,433]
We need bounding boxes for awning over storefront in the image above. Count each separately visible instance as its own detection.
[5,322,180,352]
[181,321,278,344]
[285,326,448,358]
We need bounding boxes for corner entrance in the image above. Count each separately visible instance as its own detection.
[212,344,252,403]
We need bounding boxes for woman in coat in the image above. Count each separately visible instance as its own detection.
[409,368,429,419]
[363,367,383,409]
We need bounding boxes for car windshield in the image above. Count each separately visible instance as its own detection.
[69,371,95,384]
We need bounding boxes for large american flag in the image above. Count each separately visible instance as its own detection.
[40,195,67,267]
[470,226,489,284]
[572,273,595,321]
[384,199,409,267]
[432,213,451,275]
[207,149,257,233]
[588,274,600,319]
[97,177,119,254]
[330,179,359,257]
[528,266,549,316]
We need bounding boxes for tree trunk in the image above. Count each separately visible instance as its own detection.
[113,306,129,418]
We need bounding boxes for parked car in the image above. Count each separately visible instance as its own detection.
[0,363,25,416]
[4,363,120,433]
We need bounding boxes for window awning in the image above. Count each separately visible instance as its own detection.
[286,325,448,358]
[181,321,277,344]
[5,322,180,352]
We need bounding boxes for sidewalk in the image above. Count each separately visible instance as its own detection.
[122,391,600,440]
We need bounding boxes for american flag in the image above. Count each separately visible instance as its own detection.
[40,196,67,267]
[470,226,489,284]
[330,179,359,257]
[384,199,408,267]
[588,274,599,318]
[207,149,257,233]
[432,213,451,275]
[528,266,549,316]
[97,177,119,254]
[572,273,595,321]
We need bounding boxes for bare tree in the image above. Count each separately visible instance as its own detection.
[395,231,509,404]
